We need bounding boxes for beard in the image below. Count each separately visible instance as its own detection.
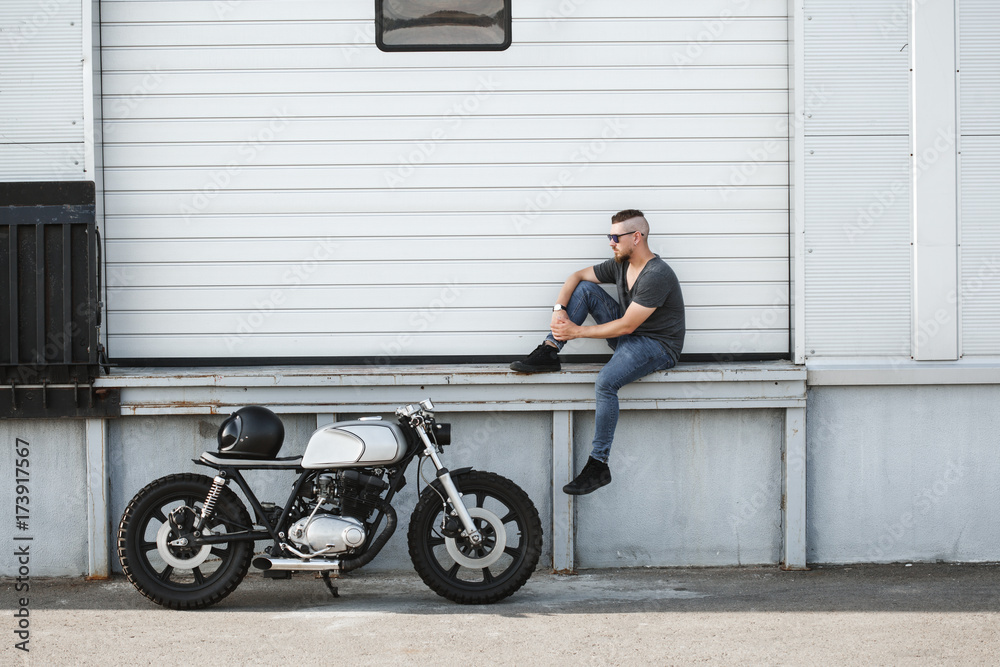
[613,246,632,263]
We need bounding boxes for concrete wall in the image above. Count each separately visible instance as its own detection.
[0,420,89,576]
[574,409,784,567]
[2,407,786,576]
[9,385,997,578]
[807,385,1000,563]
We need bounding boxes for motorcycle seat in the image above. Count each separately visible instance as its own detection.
[199,452,303,469]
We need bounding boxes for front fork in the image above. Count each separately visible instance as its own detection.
[414,423,483,546]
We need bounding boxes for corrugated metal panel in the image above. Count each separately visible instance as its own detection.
[0,144,87,181]
[0,1,87,180]
[100,0,789,360]
[803,1,910,135]
[804,137,911,356]
[802,1,912,359]
[959,0,1000,135]
[960,138,1000,355]
[959,1,1000,356]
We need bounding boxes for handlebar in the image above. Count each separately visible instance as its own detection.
[395,399,436,420]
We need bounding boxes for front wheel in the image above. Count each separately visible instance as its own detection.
[117,473,254,609]
[408,470,542,604]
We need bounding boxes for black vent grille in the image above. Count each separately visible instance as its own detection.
[1,182,101,385]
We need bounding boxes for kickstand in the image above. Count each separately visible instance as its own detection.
[321,571,340,598]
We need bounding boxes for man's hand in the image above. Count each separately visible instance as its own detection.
[551,302,657,342]
[551,314,580,341]
[550,309,568,330]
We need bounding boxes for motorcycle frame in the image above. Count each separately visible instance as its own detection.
[189,414,469,561]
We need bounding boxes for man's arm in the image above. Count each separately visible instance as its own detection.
[551,301,656,341]
[550,266,600,330]
[554,266,599,306]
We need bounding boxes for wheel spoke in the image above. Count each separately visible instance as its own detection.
[193,567,205,584]
[427,536,446,547]
[447,562,461,578]
[158,565,174,582]
[504,545,523,558]
[211,547,228,559]
[482,568,494,584]
[500,510,517,524]
[152,508,168,524]
[474,491,487,508]
[140,540,157,552]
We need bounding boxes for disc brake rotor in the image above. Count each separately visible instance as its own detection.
[445,506,506,569]
[156,521,212,569]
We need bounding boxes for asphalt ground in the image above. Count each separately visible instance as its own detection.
[3,564,1000,666]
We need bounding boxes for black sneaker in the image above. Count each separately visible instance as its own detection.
[509,343,561,373]
[563,457,611,495]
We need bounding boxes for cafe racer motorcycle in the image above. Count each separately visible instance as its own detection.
[117,399,542,608]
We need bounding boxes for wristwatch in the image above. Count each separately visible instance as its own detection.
[553,304,566,312]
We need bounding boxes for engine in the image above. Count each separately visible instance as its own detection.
[287,470,390,555]
[288,514,365,553]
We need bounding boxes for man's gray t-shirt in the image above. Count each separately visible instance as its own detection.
[593,255,685,362]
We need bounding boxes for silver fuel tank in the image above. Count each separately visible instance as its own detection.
[301,418,408,469]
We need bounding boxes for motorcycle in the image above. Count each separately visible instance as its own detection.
[117,399,543,608]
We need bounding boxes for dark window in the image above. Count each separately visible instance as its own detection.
[376,0,511,51]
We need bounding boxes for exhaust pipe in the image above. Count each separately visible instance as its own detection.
[253,556,340,572]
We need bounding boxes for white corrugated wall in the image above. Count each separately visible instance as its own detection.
[98,0,789,361]
[959,0,1000,356]
[802,0,912,358]
[0,0,91,181]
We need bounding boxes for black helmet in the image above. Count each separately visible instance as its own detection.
[217,406,284,459]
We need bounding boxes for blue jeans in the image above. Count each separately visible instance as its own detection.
[545,282,677,463]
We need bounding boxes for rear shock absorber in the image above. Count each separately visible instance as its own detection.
[196,473,227,531]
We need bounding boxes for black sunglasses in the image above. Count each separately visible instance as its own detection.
[607,231,643,243]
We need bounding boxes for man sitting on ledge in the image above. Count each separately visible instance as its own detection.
[510,209,685,495]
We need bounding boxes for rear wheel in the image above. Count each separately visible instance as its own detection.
[408,470,542,604]
[117,473,253,609]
